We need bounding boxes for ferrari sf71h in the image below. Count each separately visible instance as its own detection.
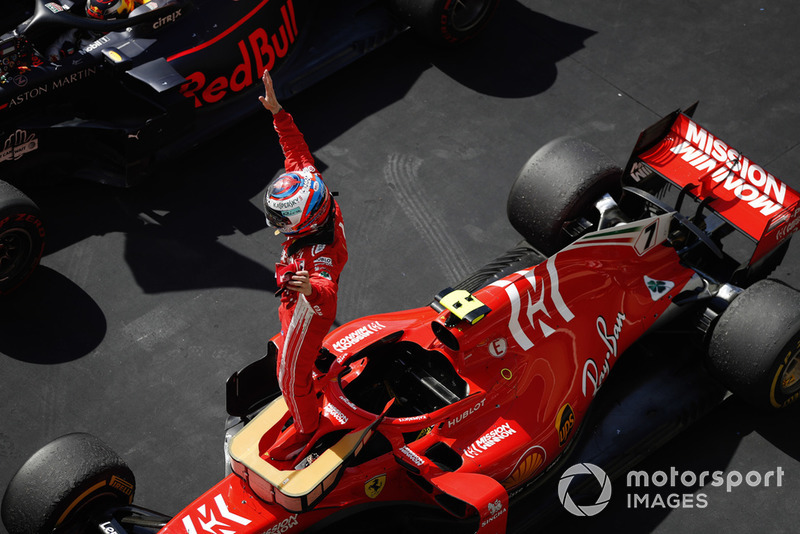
[3,105,799,534]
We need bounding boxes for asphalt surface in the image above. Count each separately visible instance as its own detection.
[2,0,800,533]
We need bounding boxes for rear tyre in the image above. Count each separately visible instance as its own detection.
[1,433,135,534]
[389,0,500,45]
[0,181,45,295]
[707,279,800,410]
[507,137,622,256]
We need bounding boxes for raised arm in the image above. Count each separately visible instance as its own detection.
[259,69,316,172]
[258,68,282,114]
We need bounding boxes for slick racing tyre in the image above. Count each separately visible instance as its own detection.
[0,181,45,295]
[507,137,622,256]
[389,0,500,45]
[1,433,135,534]
[707,280,800,410]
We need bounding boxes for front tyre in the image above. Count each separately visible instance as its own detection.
[0,181,45,295]
[1,433,135,534]
[707,280,800,410]
[389,0,501,45]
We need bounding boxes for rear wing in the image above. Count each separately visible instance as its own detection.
[624,107,800,264]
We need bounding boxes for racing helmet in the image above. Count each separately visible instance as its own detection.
[264,168,333,236]
[86,0,135,19]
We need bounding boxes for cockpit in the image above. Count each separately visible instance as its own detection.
[341,339,470,418]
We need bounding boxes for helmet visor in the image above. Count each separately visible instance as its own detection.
[264,205,293,229]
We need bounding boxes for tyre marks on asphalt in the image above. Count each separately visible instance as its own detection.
[37,369,66,439]
[122,303,190,352]
[383,153,473,282]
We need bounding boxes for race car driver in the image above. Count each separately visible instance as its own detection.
[86,0,146,19]
[259,69,348,461]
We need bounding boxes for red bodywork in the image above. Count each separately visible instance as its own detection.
[160,113,800,534]
[162,215,693,534]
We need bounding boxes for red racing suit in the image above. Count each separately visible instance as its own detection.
[273,109,348,434]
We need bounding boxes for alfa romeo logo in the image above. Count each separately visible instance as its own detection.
[558,463,612,517]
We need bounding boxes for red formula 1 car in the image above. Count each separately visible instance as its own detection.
[3,105,800,534]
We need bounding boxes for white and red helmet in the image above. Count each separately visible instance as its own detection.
[86,0,134,19]
[263,168,333,236]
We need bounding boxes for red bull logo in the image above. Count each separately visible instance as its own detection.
[177,0,298,108]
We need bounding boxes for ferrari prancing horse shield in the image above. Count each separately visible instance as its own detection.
[364,474,386,499]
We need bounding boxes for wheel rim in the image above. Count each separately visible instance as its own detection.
[449,0,493,32]
[0,227,34,282]
[779,351,800,395]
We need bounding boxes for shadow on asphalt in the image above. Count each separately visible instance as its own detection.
[0,266,106,363]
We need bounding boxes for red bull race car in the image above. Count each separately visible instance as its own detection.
[0,0,500,295]
[3,105,800,534]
